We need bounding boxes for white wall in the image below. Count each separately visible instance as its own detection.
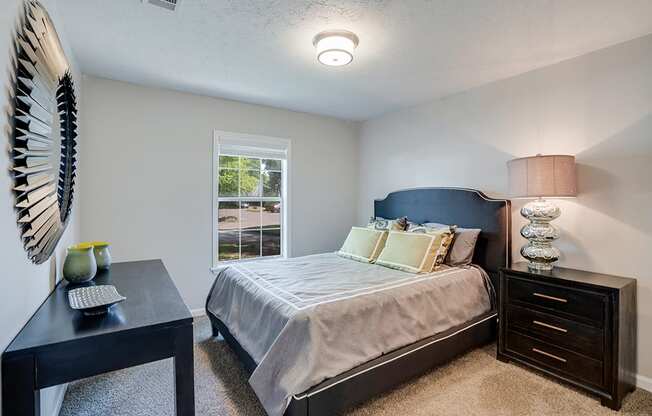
[0,0,82,414]
[80,76,359,311]
[358,34,652,380]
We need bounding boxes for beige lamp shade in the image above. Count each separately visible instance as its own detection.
[508,154,577,198]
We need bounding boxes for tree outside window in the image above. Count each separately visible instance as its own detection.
[217,156,283,261]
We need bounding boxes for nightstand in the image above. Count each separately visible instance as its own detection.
[497,263,637,410]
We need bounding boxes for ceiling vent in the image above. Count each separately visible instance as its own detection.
[145,0,180,12]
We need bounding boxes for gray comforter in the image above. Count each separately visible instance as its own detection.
[206,253,492,416]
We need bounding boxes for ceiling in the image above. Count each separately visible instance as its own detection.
[57,0,652,121]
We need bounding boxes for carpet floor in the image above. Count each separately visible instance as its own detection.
[60,317,652,415]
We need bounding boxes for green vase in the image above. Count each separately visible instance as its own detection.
[91,241,112,270]
[63,243,97,284]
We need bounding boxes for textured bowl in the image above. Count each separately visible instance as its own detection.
[68,285,126,316]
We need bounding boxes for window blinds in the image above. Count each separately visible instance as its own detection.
[217,135,289,160]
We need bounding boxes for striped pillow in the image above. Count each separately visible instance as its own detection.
[338,227,388,263]
[376,229,453,273]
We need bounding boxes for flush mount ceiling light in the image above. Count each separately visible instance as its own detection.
[313,30,359,67]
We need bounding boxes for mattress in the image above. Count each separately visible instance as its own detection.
[206,253,493,416]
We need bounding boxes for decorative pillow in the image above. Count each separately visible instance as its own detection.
[376,229,452,273]
[408,224,456,270]
[406,220,421,231]
[407,223,456,234]
[424,222,482,266]
[338,227,388,263]
[367,216,408,231]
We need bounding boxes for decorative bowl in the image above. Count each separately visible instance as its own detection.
[68,285,126,316]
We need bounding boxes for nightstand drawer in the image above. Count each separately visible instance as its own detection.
[505,304,604,359]
[505,330,604,388]
[506,276,606,325]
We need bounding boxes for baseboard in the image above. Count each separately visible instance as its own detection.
[190,308,206,317]
[637,373,652,393]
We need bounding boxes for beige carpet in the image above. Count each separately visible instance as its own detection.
[60,317,652,415]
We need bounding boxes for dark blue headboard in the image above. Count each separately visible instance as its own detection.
[374,187,511,282]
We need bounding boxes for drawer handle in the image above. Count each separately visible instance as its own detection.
[533,292,568,303]
[532,347,567,363]
[533,320,568,333]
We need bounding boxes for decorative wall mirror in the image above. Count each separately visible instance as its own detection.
[11,0,78,264]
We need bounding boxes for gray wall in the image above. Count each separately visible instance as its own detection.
[79,76,359,311]
[358,35,652,382]
[0,0,81,414]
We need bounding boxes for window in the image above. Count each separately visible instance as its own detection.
[212,132,290,266]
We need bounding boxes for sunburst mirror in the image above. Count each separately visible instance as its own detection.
[11,0,78,264]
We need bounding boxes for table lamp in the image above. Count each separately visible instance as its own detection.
[507,154,577,270]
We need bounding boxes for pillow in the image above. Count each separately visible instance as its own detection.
[406,220,421,231]
[408,224,456,270]
[376,229,452,273]
[407,223,456,234]
[338,227,388,263]
[367,216,408,231]
[424,222,482,266]
[406,221,454,233]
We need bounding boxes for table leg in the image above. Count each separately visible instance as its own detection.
[2,355,40,416]
[173,324,195,416]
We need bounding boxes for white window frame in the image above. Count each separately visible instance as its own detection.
[211,130,291,270]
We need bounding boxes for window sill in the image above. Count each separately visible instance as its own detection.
[210,255,285,273]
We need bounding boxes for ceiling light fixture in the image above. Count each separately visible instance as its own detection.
[313,30,359,67]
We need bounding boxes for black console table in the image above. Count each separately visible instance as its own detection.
[2,260,195,416]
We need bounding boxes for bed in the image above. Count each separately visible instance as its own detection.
[206,187,511,416]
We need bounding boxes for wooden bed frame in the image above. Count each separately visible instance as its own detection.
[206,187,511,416]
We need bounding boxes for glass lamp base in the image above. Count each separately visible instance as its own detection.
[520,243,560,271]
[519,198,562,271]
[526,259,555,271]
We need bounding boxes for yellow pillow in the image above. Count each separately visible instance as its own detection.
[376,229,453,273]
[338,227,388,263]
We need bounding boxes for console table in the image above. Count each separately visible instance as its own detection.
[2,259,195,416]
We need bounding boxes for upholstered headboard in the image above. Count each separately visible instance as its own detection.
[374,187,511,296]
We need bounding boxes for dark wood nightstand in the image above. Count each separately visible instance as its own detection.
[497,263,637,410]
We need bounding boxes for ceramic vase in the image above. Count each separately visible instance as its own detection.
[63,244,97,284]
[91,242,112,270]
